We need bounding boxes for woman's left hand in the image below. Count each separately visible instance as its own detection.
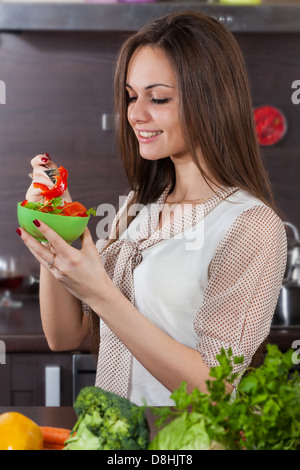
[17,220,109,308]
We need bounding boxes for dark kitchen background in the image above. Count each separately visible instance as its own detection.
[0,5,300,264]
[0,2,300,407]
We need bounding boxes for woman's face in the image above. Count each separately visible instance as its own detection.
[126,46,188,162]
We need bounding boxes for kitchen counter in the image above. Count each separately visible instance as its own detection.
[0,406,77,430]
[0,406,158,441]
[0,296,298,353]
[0,297,49,352]
[0,297,90,353]
[1,299,298,407]
[269,327,300,351]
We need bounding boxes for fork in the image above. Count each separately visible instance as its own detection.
[28,165,59,183]
[44,167,59,183]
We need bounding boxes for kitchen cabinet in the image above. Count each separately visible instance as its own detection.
[0,352,97,407]
[0,352,73,406]
[0,297,93,406]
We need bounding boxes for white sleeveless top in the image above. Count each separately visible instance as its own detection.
[90,186,287,406]
[118,189,287,405]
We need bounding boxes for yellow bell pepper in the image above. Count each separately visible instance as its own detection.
[0,412,43,450]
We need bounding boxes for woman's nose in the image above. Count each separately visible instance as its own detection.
[128,99,150,124]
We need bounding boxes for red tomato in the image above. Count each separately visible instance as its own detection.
[62,202,88,217]
[39,206,54,213]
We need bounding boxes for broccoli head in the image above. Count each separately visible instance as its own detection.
[64,386,150,450]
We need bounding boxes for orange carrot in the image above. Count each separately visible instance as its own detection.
[43,442,65,451]
[40,426,71,447]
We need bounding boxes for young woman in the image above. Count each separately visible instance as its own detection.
[17,11,287,406]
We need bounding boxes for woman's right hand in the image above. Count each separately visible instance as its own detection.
[25,154,72,203]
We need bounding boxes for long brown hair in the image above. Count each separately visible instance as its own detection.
[89,11,278,358]
[114,10,277,209]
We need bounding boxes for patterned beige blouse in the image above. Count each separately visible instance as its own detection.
[84,184,287,405]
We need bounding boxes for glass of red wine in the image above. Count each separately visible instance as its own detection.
[0,256,25,308]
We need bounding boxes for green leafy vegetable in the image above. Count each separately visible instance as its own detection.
[150,345,300,450]
[150,411,225,450]
[64,386,150,450]
[233,345,300,450]
[86,207,97,216]
[21,198,96,217]
[22,197,62,212]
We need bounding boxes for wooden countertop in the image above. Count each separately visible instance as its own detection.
[0,406,77,430]
[0,406,158,442]
[0,296,90,353]
[269,327,300,351]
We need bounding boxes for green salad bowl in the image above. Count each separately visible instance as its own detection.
[17,202,90,244]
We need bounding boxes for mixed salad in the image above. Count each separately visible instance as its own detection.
[20,166,96,218]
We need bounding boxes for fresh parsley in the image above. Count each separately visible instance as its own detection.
[21,198,96,217]
[150,345,300,450]
[86,207,97,217]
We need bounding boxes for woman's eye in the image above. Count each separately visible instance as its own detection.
[128,96,137,103]
[151,98,170,105]
[127,96,170,105]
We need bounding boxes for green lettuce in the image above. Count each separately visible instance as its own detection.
[149,411,224,450]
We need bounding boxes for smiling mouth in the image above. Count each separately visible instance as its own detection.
[138,130,163,139]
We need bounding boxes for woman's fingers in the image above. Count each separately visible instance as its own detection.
[17,220,74,270]
[30,173,54,188]
[27,154,73,204]
[16,227,59,272]
[17,221,104,307]
[31,154,58,185]
[26,154,59,202]
[30,153,57,170]
[30,219,73,256]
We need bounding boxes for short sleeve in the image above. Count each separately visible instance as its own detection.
[193,204,287,385]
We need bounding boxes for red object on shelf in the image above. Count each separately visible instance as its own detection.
[254,105,287,146]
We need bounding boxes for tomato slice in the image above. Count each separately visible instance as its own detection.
[62,202,88,217]
[39,206,54,213]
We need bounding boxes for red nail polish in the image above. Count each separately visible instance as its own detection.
[16,228,22,236]
[41,157,49,163]
[44,153,50,159]
[33,219,41,227]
